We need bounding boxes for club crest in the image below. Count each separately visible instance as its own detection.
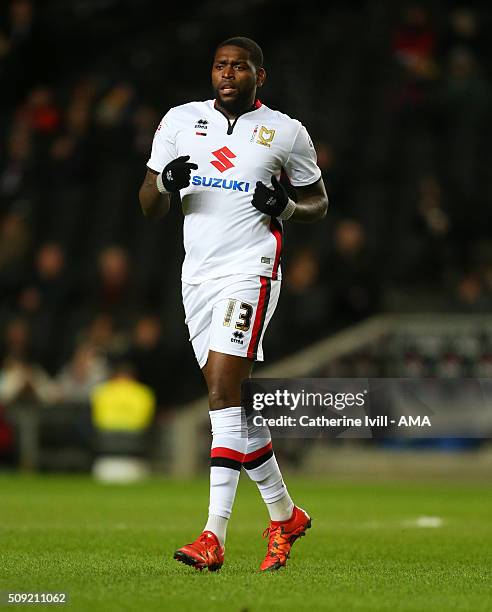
[256,126,276,147]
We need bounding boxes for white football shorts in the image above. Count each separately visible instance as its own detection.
[182,275,281,368]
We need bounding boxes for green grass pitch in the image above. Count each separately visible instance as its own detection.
[1,474,491,611]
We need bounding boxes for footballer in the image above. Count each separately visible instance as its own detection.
[139,36,328,572]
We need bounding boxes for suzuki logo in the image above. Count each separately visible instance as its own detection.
[211,146,236,173]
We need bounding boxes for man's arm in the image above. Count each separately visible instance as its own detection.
[291,178,329,223]
[138,168,171,220]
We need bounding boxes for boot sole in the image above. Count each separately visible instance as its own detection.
[174,550,222,572]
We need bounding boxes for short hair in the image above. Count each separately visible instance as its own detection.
[215,36,263,68]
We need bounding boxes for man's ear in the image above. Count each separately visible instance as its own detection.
[256,67,266,88]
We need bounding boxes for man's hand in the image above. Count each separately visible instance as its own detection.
[251,175,296,220]
[157,155,198,193]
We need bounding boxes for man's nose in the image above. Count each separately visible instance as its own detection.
[223,65,235,78]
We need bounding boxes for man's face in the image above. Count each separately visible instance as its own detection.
[212,45,265,112]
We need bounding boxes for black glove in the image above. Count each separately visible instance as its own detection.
[251,175,289,217]
[158,155,198,193]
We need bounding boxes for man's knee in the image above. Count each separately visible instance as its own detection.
[208,384,239,409]
[203,351,252,409]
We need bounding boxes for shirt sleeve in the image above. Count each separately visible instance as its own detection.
[146,111,178,173]
[284,123,322,187]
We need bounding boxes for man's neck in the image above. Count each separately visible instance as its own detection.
[215,98,257,120]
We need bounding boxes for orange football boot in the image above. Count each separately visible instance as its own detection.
[174,531,224,572]
[260,506,311,571]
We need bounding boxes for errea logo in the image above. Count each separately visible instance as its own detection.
[211,146,236,172]
[231,331,244,345]
[195,119,208,136]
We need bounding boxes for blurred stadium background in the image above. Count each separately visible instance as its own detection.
[1,0,492,479]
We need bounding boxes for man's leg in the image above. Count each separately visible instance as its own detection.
[174,350,252,571]
[242,412,294,522]
[201,351,252,545]
[243,412,311,571]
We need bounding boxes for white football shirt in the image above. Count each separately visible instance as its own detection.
[147,99,321,284]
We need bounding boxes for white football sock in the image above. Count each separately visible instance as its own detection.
[243,415,294,522]
[204,406,247,544]
[204,514,228,546]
